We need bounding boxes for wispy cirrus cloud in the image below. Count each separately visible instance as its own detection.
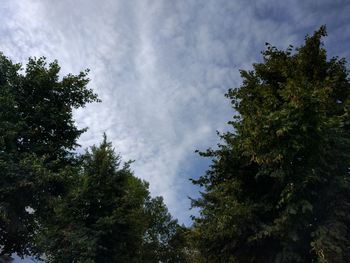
[1,0,349,224]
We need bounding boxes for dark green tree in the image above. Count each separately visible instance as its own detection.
[39,136,188,263]
[0,54,98,256]
[142,196,188,263]
[192,26,350,262]
[38,136,149,262]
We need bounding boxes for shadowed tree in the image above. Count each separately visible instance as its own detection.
[0,54,98,256]
[38,136,189,263]
[192,26,350,262]
[37,136,148,262]
[142,196,189,263]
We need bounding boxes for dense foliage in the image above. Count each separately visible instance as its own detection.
[0,54,98,256]
[0,55,188,262]
[192,26,350,262]
[38,136,187,263]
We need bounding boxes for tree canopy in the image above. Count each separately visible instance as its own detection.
[192,26,350,262]
[0,54,188,262]
[37,136,188,263]
[0,54,98,256]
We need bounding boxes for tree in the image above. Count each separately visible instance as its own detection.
[142,196,188,263]
[37,136,148,262]
[192,26,350,262]
[0,53,188,262]
[38,136,188,263]
[0,54,98,256]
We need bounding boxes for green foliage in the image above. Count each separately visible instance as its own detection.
[0,54,98,256]
[38,136,188,263]
[142,196,188,262]
[192,26,350,262]
[37,136,146,262]
[0,53,188,261]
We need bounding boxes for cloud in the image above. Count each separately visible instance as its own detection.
[1,0,349,224]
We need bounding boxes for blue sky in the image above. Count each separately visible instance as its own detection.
[1,0,349,230]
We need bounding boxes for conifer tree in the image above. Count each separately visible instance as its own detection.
[39,136,187,263]
[37,136,148,262]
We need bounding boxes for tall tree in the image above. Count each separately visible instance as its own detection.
[0,54,98,256]
[192,26,350,262]
[37,136,149,262]
[38,136,188,263]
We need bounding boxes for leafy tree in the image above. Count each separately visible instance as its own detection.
[192,26,350,262]
[0,54,98,256]
[142,196,188,263]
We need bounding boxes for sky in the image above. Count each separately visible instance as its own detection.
[1,0,350,234]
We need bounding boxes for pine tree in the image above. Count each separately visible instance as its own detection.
[37,136,147,262]
[39,136,188,263]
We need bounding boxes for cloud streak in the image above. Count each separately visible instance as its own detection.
[1,0,349,224]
